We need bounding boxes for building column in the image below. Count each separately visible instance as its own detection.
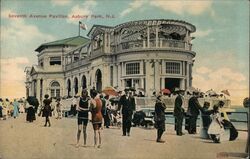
[154,60,160,91]
[36,79,40,99]
[63,78,67,97]
[140,61,143,75]
[122,62,125,76]
[186,62,190,88]
[69,76,72,97]
[77,74,81,93]
[88,71,92,88]
[72,53,74,63]
[147,25,150,48]
[161,78,165,89]
[182,61,185,76]
[107,33,110,53]
[103,33,106,53]
[155,25,159,48]
[180,79,185,90]
[190,62,193,87]
[113,64,118,87]
[117,63,121,88]
[145,60,152,95]
[102,64,109,88]
[140,77,144,89]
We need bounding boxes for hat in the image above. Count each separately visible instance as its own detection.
[218,101,225,107]
[174,88,185,93]
[156,92,162,98]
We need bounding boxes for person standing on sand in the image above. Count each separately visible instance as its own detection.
[55,98,62,119]
[208,105,224,143]
[76,89,90,148]
[89,90,103,148]
[187,92,202,134]
[118,90,133,136]
[42,94,52,127]
[174,89,185,136]
[13,99,20,119]
[154,93,166,143]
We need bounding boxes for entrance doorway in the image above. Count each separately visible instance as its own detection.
[125,79,132,87]
[95,69,102,92]
[165,78,180,92]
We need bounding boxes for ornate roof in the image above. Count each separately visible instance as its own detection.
[87,25,113,38]
[114,19,196,33]
[35,36,89,52]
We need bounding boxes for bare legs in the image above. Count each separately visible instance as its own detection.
[93,126,101,148]
[76,125,87,147]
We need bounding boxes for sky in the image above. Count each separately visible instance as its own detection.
[0,0,249,106]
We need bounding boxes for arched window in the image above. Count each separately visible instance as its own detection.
[82,75,87,90]
[95,69,102,92]
[51,81,60,98]
[67,79,71,97]
[74,77,78,95]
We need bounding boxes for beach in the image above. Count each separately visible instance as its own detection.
[0,114,248,159]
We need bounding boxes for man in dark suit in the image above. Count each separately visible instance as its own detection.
[187,92,202,134]
[118,91,133,136]
[174,89,185,136]
[154,93,166,143]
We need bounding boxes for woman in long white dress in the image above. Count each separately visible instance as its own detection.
[208,105,224,143]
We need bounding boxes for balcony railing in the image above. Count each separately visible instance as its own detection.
[65,58,89,71]
[114,39,192,53]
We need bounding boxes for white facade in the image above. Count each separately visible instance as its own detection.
[25,19,196,103]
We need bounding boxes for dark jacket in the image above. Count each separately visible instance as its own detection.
[118,95,133,116]
[42,99,52,117]
[188,96,201,116]
[154,99,166,121]
[174,95,184,117]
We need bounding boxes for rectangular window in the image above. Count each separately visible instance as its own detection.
[56,89,60,98]
[166,62,181,74]
[126,63,140,75]
[133,79,140,88]
[50,56,61,65]
[51,89,55,98]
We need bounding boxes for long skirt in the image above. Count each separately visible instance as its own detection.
[26,107,36,122]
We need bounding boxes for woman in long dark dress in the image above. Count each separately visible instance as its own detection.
[26,99,36,122]
[42,94,52,127]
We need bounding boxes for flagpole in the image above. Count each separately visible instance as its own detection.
[78,21,80,36]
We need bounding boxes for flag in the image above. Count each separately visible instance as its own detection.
[79,21,87,30]
[221,89,230,96]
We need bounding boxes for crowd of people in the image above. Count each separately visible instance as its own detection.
[169,89,238,144]
[0,87,238,148]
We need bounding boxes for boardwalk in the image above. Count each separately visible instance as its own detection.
[0,114,248,159]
